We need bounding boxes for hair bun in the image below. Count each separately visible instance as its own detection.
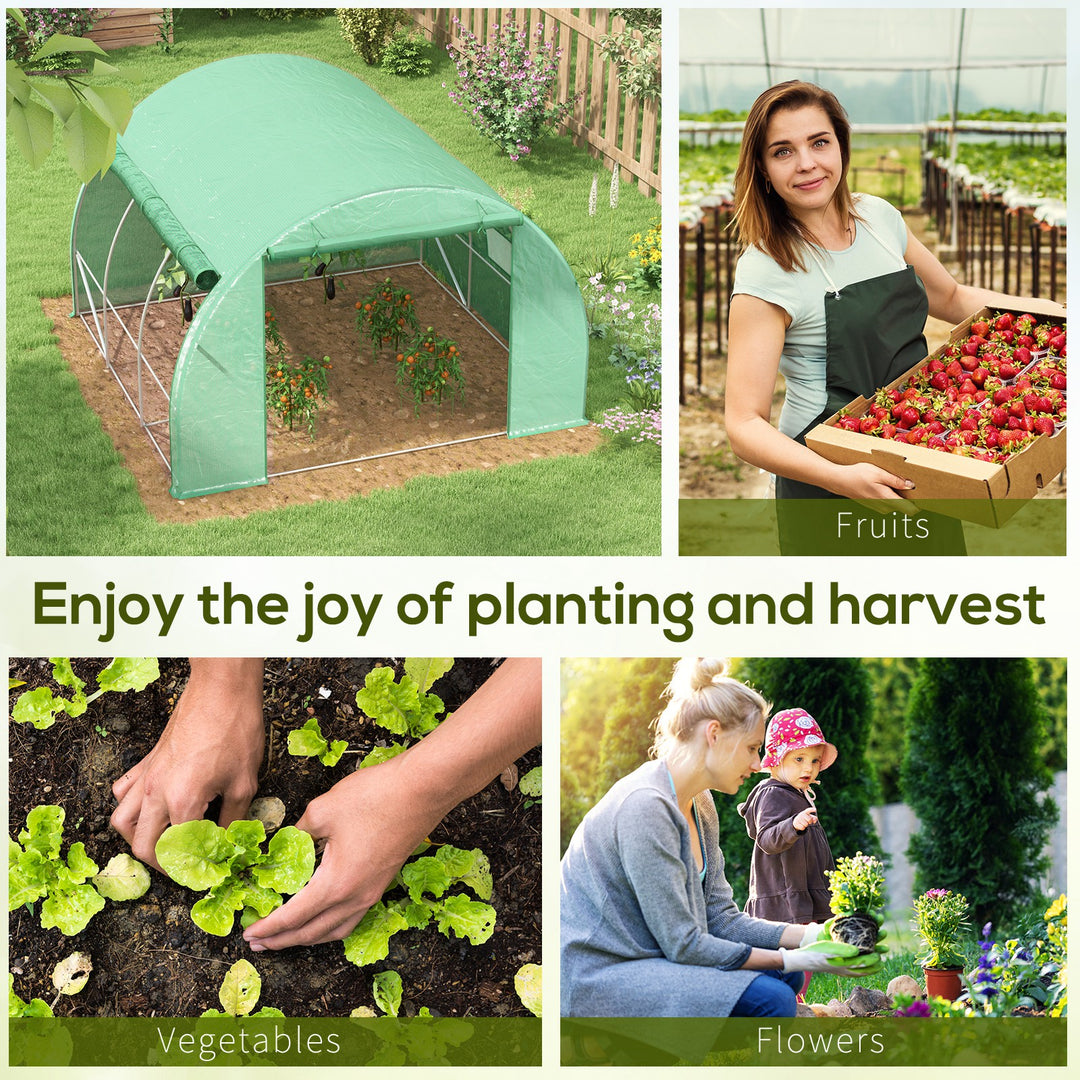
[689,657,729,691]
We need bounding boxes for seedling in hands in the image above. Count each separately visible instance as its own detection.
[824,851,888,961]
[155,819,315,937]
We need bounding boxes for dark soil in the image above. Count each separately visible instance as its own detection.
[8,657,541,1019]
[43,264,601,523]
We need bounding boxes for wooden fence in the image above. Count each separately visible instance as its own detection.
[86,8,169,50]
[410,8,660,198]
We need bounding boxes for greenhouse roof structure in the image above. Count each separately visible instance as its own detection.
[679,8,1066,123]
[71,53,588,499]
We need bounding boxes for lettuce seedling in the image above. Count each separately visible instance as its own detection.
[286,716,347,767]
[201,959,283,1018]
[514,963,542,1017]
[12,658,159,730]
[343,844,495,967]
[355,660,453,739]
[9,805,106,935]
[155,819,315,937]
[372,970,403,1017]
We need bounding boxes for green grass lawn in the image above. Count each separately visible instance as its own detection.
[6,9,660,556]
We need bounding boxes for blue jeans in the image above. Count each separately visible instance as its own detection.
[730,969,802,1017]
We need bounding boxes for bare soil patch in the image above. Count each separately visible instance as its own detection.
[9,657,541,1019]
[44,264,600,523]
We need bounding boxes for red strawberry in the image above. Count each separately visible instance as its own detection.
[1050,372,1067,391]
[971,320,990,337]
[1034,417,1056,436]
[995,313,1014,331]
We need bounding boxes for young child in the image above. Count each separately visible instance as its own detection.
[738,708,838,997]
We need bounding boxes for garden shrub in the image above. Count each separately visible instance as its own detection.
[7,7,100,67]
[336,7,406,65]
[901,658,1058,928]
[446,17,575,161]
[599,8,661,102]
[251,9,328,20]
[381,28,433,78]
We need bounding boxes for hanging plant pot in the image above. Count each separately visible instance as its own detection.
[924,967,963,1001]
[831,913,880,954]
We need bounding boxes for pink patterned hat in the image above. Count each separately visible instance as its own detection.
[760,708,837,771]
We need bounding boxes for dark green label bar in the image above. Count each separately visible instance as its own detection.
[9,1016,541,1068]
[561,1017,1066,1066]
[679,498,1066,556]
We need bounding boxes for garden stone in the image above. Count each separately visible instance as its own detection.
[845,986,889,1015]
[795,1002,816,1017]
[886,974,923,1002]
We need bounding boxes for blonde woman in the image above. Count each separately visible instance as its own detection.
[560,658,870,1021]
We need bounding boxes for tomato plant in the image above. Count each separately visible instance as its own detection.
[264,307,332,439]
[396,328,465,416]
[355,277,419,359]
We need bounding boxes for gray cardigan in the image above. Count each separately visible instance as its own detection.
[560,759,788,1017]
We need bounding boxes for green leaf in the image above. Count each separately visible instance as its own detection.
[96,657,159,694]
[223,818,266,872]
[287,716,330,758]
[355,667,418,736]
[9,845,49,909]
[78,83,132,134]
[10,974,53,1019]
[373,970,403,1017]
[40,882,105,936]
[321,739,348,767]
[25,76,78,123]
[343,902,409,967]
[400,856,451,903]
[217,959,262,1017]
[61,99,115,182]
[191,881,246,937]
[30,33,109,60]
[92,853,150,901]
[459,851,492,901]
[19,805,65,860]
[49,658,85,696]
[250,826,315,894]
[7,95,55,169]
[514,963,542,1017]
[63,843,99,884]
[7,59,33,106]
[155,820,234,890]
[410,690,444,737]
[403,658,454,693]
[518,766,542,798]
[238,881,282,922]
[434,895,496,945]
[11,686,63,729]
[358,742,408,768]
[402,900,433,929]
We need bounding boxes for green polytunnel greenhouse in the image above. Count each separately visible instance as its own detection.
[70,53,589,499]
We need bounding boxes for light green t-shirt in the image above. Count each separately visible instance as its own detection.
[731,193,911,437]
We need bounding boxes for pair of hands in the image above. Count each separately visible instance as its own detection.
[110,658,541,951]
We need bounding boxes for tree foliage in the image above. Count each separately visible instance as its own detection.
[901,658,1058,928]
[560,658,673,852]
[6,7,132,182]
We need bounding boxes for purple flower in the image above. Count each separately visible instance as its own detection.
[894,1000,932,1018]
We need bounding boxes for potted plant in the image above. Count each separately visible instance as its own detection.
[824,851,886,953]
[912,888,971,1001]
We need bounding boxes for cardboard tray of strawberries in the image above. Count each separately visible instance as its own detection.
[805,300,1066,526]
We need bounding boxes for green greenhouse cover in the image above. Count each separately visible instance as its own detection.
[71,53,588,498]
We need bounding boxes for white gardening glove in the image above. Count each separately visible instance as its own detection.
[779,947,836,974]
[781,943,883,978]
[798,922,826,948]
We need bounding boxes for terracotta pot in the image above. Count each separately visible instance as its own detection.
[924,966,963,1001]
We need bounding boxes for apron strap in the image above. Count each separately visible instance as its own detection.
[804,213,907,296]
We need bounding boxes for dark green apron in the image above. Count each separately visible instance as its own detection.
[775,257,966,553]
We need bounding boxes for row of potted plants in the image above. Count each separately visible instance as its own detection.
[824,853,1067,1015]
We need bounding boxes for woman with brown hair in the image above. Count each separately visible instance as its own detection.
[723,80,1058,510]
